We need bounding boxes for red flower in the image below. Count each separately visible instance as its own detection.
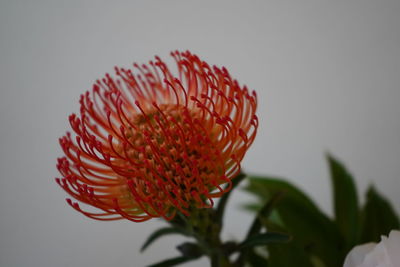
[56,51,258,222]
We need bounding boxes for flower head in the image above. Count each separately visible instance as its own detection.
[56,51,258,222]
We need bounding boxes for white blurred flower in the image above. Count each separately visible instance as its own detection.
[343,230,400,267]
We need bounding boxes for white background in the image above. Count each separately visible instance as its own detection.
[1,1,399,266]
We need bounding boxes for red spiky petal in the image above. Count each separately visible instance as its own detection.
[56,51,258,222]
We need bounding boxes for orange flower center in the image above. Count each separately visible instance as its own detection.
[113,104,223,215]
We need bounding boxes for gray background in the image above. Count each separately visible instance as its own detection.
[1,1,399,266]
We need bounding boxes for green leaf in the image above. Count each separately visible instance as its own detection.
[235,193,284,266]
[246,192,285,237]
[146,256,197,267]
[168,212,187,228]
[247,250,269,267]
[176,242,203,258]
[245,176,343,267]
[244,176,320,213]
[270,196,342,266]
[141,227,188,252]
[216,172,246,226]
[328,154,360,248]
[360,185,400,243]
[267,242,314,267]
[241,203,261,212]
[264,224,314,267]
[239,232,291,249]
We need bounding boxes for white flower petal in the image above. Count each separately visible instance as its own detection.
[385,230,400,265]
[344,230,400,267]
[363,237,393,267]
[343,243,376,267]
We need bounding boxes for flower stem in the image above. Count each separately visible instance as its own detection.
[168,173,247,266]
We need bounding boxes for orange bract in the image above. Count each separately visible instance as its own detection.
[56,51,258,222]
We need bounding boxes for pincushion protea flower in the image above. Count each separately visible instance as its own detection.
[56,51,258,222]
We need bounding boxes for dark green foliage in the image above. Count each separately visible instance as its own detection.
[141,227,189,252]
[215,173,246,226]
[235,192,286,266]
[243,154,400,267]
[238,232,291,249]
[176,242,204,258]
[267,240,314,267]
[247,250,269,267]
[328,154,360,250]
[360,186,400,243]
[146,256,197,267]
[244,175,342,267]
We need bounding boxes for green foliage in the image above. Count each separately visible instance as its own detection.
[267,239,314,267]
[247,250,269,267]
[328,154,360,250]
[176,242,204,258]
[141,227,189,252]
[244,175,342,267]
[360,186,400,243]
[215,172,246,227]
[238,232,291,249]
[243,154,400,267]
[146,256,198,267]
[234,192,287,266]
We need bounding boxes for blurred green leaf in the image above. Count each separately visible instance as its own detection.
[235,192,284,266]
[241,203,261,212]
[266,231,314,267]
[360,185,400,243]
[247,192,285,236]
[268,246,313,267]
[141,227,188,252]
[168,212,187,228]
[310,255,328,267]
[328,154,360,248]
[176,242,203,258]
[146,256,197,267]
[216,172,246,226]
[269,196,342,266]
[244,176,317,210]
[239,232,291,249]
[245,176,343,267]
[247,250,269,267]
